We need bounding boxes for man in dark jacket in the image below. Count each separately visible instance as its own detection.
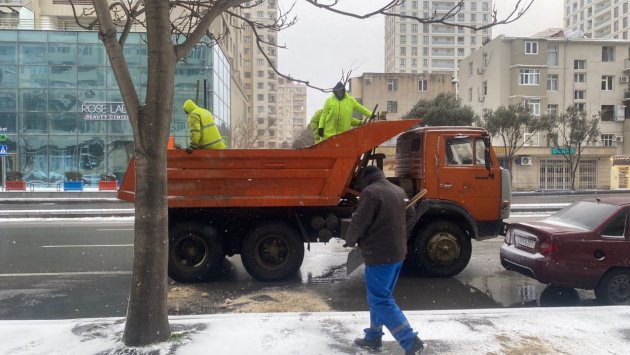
[345,165,424,354]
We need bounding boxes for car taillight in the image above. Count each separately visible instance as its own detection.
[538,240,559,255]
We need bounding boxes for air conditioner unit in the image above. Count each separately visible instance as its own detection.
[620,76,629,83]
[477,68,485,75]
[519,156,533,166]
[615,136,624,143]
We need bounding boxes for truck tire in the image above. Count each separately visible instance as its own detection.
[168,222,224,283]
[407,220,472,277]
[595,269,630,305]
[241,222,305,281]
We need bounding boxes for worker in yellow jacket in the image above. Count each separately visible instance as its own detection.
[309,109,323,143]
[183,99,225,152]
[318,82,372,141]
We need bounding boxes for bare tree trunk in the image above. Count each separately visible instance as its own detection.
[122,0,175,345]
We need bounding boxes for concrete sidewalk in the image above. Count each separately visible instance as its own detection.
[1,307,627,354]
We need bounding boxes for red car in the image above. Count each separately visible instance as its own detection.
[500,196,630,305]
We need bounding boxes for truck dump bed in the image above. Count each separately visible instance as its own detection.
[118,119,419,208]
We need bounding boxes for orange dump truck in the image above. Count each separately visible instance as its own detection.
[118,119,511,282]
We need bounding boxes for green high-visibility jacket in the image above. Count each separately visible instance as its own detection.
[309,109,322,143]
[183,99,225,150]
[318,93,371,141]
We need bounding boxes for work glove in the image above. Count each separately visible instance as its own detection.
[186,146,194,154]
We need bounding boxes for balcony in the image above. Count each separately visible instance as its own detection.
[624,59,630,72]
[623,90,630,105]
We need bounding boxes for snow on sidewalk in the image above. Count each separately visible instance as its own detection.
[1,306,628,354]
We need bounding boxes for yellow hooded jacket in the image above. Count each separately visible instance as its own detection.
[183,99,225,150]
[318,93,371,141]
[309,109,322,143]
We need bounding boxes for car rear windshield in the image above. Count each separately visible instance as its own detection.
[547,201,618,230]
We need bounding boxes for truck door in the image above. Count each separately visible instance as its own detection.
[437,135,500,221]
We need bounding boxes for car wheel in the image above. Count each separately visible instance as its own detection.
[241,222,305,281]
[168,222,224,283]
[595,269,630,305]
[407,220,472,277]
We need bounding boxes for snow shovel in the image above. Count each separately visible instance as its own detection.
[346,189,428,276]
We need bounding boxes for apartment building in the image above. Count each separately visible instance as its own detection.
[241,1,282,148]
[349,72,454,121]
[459,33,630,190]
[565,0,630,39]
[277,78,307,145]
[384,0,492,76]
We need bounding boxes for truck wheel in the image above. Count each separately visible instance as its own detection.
[595,269,630,305]
[168,222,224,283]
[241,222,305,281]
[407,220,471,277]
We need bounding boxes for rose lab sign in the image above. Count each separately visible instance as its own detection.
[82,102,129,121]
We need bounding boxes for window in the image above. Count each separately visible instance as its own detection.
[601,209,627,238]
[547,45,558,65]
[411,47,418,56]
[547,104,558,116]
[482,81,488,95]
[257,70,264,78]
[400,23,407,32]
[600,105,615,121]
[400,58,406,67]
[601,133,615,147]
[524,132,540,146]
[547,74,559,91]
[411,24,418,33]
[574,73,586,82]
[387,78,398,91]
[575,90,586,99]
[602,46,615,61]
[575,102,586,111]
[400,47,406,56]
[445,137,474,165]
[468,62,473,76]
[400,35,407,44]
[601,75,614,90]
[418,79,428,91]
[387,101,398,113]
[412,35,418,45]
[519,69,540,85]
[525,41,539,54]
[257,94,264,101]
[526,99,540,116]
[574,60,586,69]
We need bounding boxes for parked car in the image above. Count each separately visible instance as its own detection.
[500,196,630,305]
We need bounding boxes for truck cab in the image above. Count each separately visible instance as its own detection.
[394,126,511,277]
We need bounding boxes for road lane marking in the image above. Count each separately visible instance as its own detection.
[41,244,133,248]
[97,228,133,231]
[0,271,131,277]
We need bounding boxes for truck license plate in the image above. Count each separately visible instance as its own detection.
[515,236,535,249]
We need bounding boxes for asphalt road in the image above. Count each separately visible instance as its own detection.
[0,214,598,320]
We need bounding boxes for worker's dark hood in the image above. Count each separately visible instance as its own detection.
[333,82,346,100]
[360,165,385,190]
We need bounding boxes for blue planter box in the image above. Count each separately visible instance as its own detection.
[63,181,84,192]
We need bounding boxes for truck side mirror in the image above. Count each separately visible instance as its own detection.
[482,136,492,172]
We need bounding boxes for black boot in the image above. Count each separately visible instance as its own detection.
[354,337,382,352]
[405,336,424,354]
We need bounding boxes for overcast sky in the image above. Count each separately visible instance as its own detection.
[277,0,564,118]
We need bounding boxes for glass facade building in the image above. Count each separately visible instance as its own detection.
[0,30,230,186]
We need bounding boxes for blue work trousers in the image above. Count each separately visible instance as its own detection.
[363,261,418,351]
